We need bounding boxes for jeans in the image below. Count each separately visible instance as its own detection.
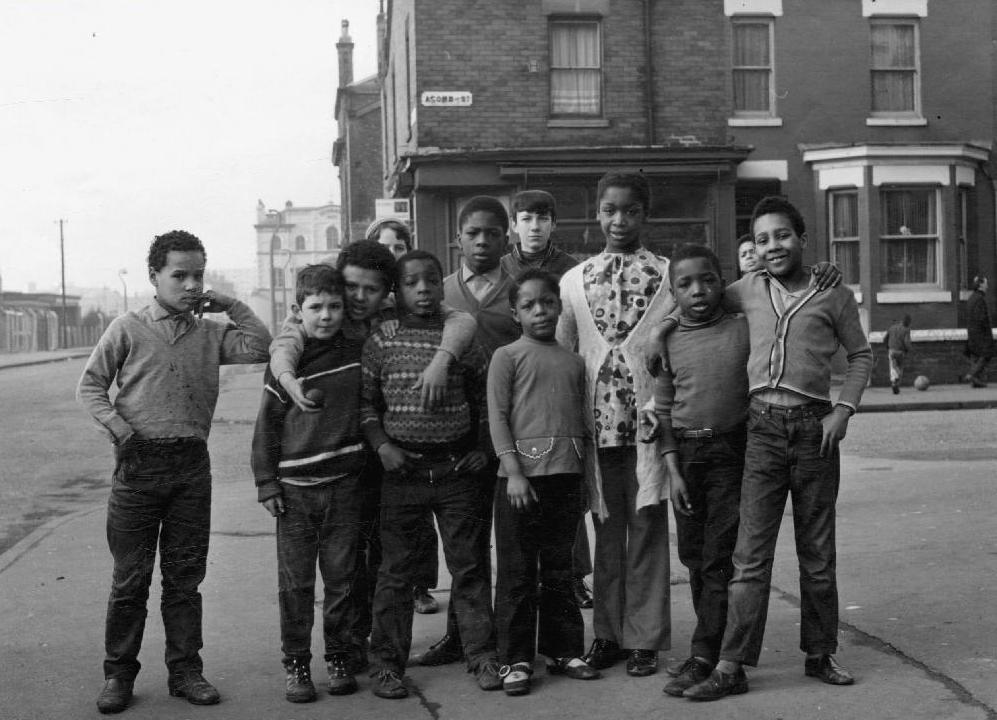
[277,477,362,662]
[592,446,671,651]
[720,401,840,666]
[370,452,496,673]
[103,438,211,680]
[494,474,585,664]
[672,428,744,664]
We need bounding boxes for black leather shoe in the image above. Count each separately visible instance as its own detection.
[683,667,749,701]
[626,649,658,677]
[168,670,220,705]
[804,654,855,685]
[327,653,358,695]
[414,633,462,666]
[662,657,712,696]
[547,657,601,680]
[96,678,134,714]
[583,638,626,670]
[571,577,594,609]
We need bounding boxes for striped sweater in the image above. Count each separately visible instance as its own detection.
[360,314,489,453]
[251,332,368,502]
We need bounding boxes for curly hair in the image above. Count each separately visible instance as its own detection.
[596,171,651,215]
[335,240,398,292]
[147,230,206,271]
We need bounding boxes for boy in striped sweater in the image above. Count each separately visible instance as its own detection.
[360,250,500,699]
[252,264,369,703]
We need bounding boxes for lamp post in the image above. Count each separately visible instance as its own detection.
[118,268,128,313]
[280,248,293,320]
[267,210,283,333]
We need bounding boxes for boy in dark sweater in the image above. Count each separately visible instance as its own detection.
[252,264,368,702]
[640,244,750,697]
[361,250,501,699]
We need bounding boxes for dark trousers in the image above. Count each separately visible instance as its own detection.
[720,401,840,666]
[103,438,211,680]
[672,428,745,664]
[278,477,362,663]
[371,453,496,673]
[572,513,593,578]
[494,474,585,664]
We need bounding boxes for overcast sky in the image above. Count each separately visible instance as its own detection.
[0,0,379,293]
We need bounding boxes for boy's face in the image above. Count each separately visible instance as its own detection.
[149,250,205,314]
[513,210,555,254]
[458,210,507,274]
[738,241,759,273]
[597,186,645,252]
[753,212,806,280]
[376,227,409,260]
[397,258,443,317]
[342,264,389,322]
[294,291,345,340]
[512,278,561,342]
[671,256,724,323]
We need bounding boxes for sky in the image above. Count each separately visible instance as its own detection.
[0,0,379,294]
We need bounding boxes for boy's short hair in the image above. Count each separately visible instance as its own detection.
[508,268,560,306]
[750,196,806,238]
[737,233,754,250]
[396,249,443,280]
[972,275,988,291]
[295,264,345,307]
[147,230,206,271]
[458,196,510,233]
[511,190,557,222]
[596,171,651,214]
[364,218,413,249]
[669,243,724,282]
[335,240,398,291]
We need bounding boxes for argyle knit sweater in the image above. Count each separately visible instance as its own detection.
[360,314,490,453]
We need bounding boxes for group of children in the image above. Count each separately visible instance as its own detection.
[78,172,872,714]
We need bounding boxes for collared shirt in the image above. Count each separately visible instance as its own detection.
[461,263,503,302]
[77,298,271,444]
[582,249,665,447]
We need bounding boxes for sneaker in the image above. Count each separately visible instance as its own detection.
[414,633,462,666]
[96,678,133,714]
[499,662,533,696]
[167,669,221,705]
[413,586,439,614]
[283,657,316,703]
[683,667,749,701]
[662,657,712,697]
[372,668,408,699]
[475,660,503,691]
[327,653,358,695]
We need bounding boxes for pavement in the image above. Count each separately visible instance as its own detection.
[0,350,994,720]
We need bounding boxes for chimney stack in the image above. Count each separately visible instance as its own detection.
[337,19,354,88]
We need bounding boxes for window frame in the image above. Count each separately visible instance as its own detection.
[869,17,922,119]
[548,17,604,119]
[828,189,861,288]
[730,16,776,120]
[878,185,941,289]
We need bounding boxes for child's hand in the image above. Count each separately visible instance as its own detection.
[412,351,450,409]
[645,316,677,375]
[639,409,660,442]
[669,471,693,517]
[810,262,842,291]
[262,495,285,518]
[377,442,421,472]
[506,473,537,511]
[380,318,400,339]
[454,450,487,474]
[195,289,236,316]
[278,372,320,413]
[820,406,851,457]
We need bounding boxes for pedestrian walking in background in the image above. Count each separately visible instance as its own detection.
[964,276,994,388]
[886,314,913,394]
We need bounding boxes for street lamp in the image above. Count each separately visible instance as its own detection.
[280,248,293,322]
[118,269,128,313]
[267,210,283,333]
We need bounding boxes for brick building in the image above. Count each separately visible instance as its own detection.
[377,0,997,383]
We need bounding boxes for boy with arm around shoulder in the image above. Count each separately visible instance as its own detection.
[251,264,368,702]
[77,230,271,714]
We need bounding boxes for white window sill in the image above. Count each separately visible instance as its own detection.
[876,290,951,303]
[728,117,783,127]
[866,117,928,127]
[547,118,610,128]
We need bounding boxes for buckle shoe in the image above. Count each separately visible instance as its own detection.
[168,669,220,705]
[327,653,358,695]
[96,678,134,714]
[662,657,712,697]
[499,662,533,696]
[683,667,749,701]
[283,658,316,703]
[804,654,855,685]
[415,633,462,666]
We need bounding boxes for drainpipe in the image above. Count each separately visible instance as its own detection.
[643,0,655,146]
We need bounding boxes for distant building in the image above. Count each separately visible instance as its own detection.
[250,199,342,333]
[334,19,384,245]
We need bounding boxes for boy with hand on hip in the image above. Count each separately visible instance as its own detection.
[251,264,369,703]
[639,244,750,698]
[361,249,501,699]
[684,196,872,701]
[489,269,599,697]
[77,230,271,714]
[556,171,674,678]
